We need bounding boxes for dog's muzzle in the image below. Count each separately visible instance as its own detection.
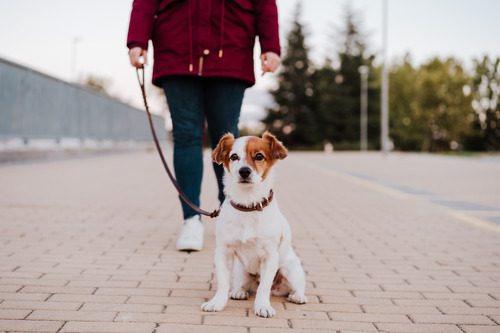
[238,167,252,183]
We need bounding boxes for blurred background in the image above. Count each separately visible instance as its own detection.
[2,3,500,330]
[0,0,499,154]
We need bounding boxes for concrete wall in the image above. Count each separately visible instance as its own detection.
[0,57,166,146]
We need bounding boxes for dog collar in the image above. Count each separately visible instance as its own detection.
[230,189,274,213]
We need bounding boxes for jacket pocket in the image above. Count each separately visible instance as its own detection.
[157,0,184,14]
[229,0,254,13]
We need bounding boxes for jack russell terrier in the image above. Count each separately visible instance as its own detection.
[201,132,307,318]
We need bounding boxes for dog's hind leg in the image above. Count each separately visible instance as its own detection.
[280,256,307,304]
[271,270,290,297]
[229,259,250,300]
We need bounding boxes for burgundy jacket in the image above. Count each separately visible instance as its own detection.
[127,0,280,87]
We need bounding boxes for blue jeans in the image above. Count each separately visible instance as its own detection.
[162,76,247,219]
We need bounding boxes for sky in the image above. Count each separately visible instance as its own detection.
[1,0,499,128]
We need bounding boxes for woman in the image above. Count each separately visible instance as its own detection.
[127,0,281,251]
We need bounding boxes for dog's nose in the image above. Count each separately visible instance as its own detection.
[239,167,252,179]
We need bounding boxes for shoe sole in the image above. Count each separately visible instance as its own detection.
[177,248,202,252]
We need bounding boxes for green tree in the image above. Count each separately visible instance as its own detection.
[313,7,379,149]
[464,56,500,150]
[389,56,422,150]
[312,59,339,145]
[389,57,473,151]
[417,58,472,151]
[263,4,318,148]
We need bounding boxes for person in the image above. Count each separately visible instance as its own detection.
[127,0,281,251]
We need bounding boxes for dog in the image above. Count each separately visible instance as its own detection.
[201,132,307,318]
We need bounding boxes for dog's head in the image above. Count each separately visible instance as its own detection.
[212,132,287,186]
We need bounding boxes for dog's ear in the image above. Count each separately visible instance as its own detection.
[212,133,235,165]
[262,131,288,160]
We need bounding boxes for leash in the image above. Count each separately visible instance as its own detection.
[135,67,220,218]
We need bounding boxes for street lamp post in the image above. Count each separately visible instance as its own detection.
[359,65,369,151]
[381,0,389,152]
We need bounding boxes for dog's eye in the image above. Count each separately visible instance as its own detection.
[230,153,239,161]
[254,153,265,161]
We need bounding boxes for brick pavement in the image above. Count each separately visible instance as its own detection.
[1,151,499,333]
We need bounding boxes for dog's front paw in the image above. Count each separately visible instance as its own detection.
[230,289,249,300]
[201,298,227,312]
[254,303,276,318]
[287,292,307,304]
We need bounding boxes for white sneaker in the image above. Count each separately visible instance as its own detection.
[176,215,204,251]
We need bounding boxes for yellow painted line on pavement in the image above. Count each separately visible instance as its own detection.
[294,158,409,200]
[446,211,500,234]
[296,158,500,234]
[325,168,410,200]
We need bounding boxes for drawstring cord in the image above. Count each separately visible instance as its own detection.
[187,0,225,73]
[188,0,194,72]
[219,0,225,58]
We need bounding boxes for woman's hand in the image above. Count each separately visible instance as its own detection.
[261,52,281,75]
[129,47,148,68]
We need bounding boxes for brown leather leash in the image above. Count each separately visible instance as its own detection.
[135,67,220,218]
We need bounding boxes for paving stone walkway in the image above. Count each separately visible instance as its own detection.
[1,151,499,333]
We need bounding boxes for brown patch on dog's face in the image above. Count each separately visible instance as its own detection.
[246,132,287,180]
[212,133,235,169]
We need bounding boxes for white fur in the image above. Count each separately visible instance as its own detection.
[201,136,307,318]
